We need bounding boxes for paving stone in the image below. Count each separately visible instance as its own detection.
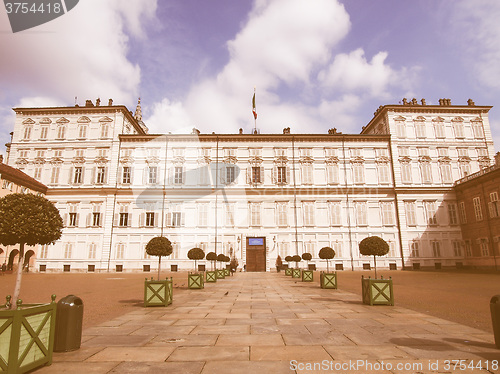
[250,345,332,362]
[216,333,284,346]
[201,360,291,374]
[191,324,251,334]
[87,346,175,362]
[147,334,218,346]
[168,346,249,361]
[36,362,120,373]
[109,361,204,374]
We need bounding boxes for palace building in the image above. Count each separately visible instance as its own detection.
[4,98,497,272]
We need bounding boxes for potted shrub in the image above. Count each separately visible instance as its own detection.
[319,246,337,289]
[216,253,226,279]
[301,252,313,282]
[187,247,205,289]
[205,251,217,283]
[205,252,217,283]
[284,256,293,276]
[359,236,394,306]
[144,236,173,307]
[0,194,63,373]
[275,255,283,272]
[291,255,301,278]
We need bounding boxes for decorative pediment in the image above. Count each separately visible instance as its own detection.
[39,117,52,124]
[299,156,314,164]
[50,157,63,164]
[99,116,113,123]
[413,116,426,122]
[77,116,91,123]
[394,116,406,122]
[173,156,185,164]
[478,156,490,162]
[376,156,391,164]
[146,156,160,165]
[432,116,445,122]
[458,156,471,163]
[120,156,134,165]
[33,157,46,165]
[56,117,70,124]
[224,156,238,164]
[351,156,365,163]
[22,118,35,125]
[399,156,412,163]
[72,157,86,165]
[15,158,29,165]
[249,156,263,165]
[94,156,108,165]
[471,117,483,123]
[438,156,451,163]
[452,117,464,122]
[418,155,432,162]
[325,156,339,164]
[198,157,211,164]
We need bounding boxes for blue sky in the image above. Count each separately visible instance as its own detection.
[0,0,499,153]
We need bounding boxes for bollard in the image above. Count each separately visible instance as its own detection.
[490,295,500,349]
[54,295,84,352]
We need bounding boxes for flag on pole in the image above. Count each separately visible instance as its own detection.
[252,92,257,120]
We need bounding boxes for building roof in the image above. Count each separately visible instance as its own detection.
[0,163,47,193]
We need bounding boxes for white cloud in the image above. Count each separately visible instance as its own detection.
[318,48,410,98]
[146,0,352,134]
[0,0,157,105]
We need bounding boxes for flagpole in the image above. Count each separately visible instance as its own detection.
[252,87,257,133]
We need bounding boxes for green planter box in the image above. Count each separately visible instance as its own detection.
[285,268,292,276]
[0,295,57,374]
[301,270,314,282]
[361,276,394,306]
[291,269,301,278]
[224,269,230,277]
[188,273,204,289]
[206,271,217,283]
[144,278,173,307]
[216,269,225,279]
[320,272,337,289]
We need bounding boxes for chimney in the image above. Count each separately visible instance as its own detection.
[495,152,500,166]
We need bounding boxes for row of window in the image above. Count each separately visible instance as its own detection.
[464,192,500,223]
[22,123,112,141]
[63,200,463,229]
[394,118,485,139]
[411,238,498,258]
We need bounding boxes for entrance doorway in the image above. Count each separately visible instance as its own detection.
[246,237,266,272]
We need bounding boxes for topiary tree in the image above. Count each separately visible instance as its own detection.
[206,251,217,270]
[285,255,292,268]
[319,247,336,273]
[0,193,63,308]
[292,254,301,269]
[145,236,172,280]
[359,236,389,278]
[302,252,312,268]
[187,247,205,271]
[217,253,226,270]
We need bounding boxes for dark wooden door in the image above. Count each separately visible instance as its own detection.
[246,237,266,272]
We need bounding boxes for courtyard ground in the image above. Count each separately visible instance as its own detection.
[1,268,499,332]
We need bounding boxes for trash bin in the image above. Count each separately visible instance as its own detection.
[490,295,500,349]
[54,295,84,352]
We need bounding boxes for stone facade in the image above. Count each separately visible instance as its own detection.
[4,98,496,272]
[453,154,500,269]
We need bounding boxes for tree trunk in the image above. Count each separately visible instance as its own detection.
[157,256,162,281]
[374,255,377,279]
[326,259,329,273]
[11,243,25,309]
